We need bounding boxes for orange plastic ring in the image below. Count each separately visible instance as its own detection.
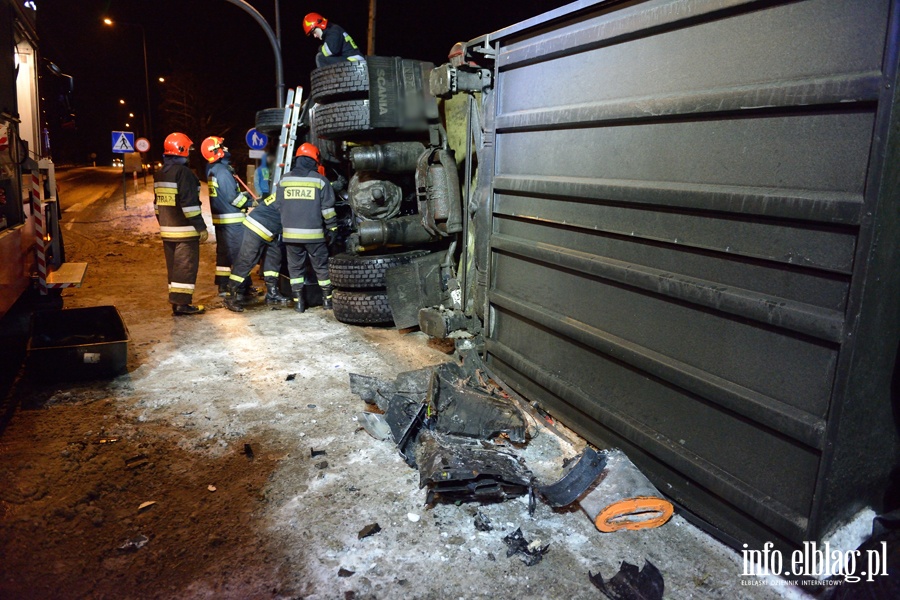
[594,497,674,532]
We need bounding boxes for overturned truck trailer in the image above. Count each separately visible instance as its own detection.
[438,0,900,551]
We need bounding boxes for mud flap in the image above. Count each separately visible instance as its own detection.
[384,252,445,329]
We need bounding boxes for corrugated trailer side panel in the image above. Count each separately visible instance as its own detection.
[482,0,900,549]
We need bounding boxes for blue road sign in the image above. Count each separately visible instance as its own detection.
[111,131,135,153]
[246,128,268,150]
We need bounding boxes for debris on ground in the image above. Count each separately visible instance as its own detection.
[243,443,254,459]
[285,373,296,381]
[315,461,329,470]
[503,527,550,566]
[124,454,149,470]
[117,534,149,553]
[310,448,327,458]
[589,560,665,600]
[137,501,156,512]
[580,450,674,532]
[357,411,392,441]
[358,523,382,539]
[349,354,670,532]
[338,568,355,578]
[207,485,217,492]
[474,511,493,532]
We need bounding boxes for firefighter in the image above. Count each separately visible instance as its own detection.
[281,143,337,313]
[302,12,364,68]
[223,143,337,313]
[154,132,207,316]
[200,136,257,299]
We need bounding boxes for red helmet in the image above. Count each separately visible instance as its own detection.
[295,142,321,163]
[303,12,327,36]
[200,136,226,163]
[164,132,193,157]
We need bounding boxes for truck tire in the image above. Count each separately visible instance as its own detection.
[255,108,284,134]
[333,290,394,325]
[311,61,369,103]
[329,250,430,290]
[315,100,373,140]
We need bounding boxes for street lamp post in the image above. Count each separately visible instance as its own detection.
[103,19,153,151]
[221,0,284,106]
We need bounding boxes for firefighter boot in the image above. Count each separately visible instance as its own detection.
[236,284,258,305]
[294,293,306,314]
[223,283,244,313]
[321,285,333,310]
[265,282,290,306]
[173,303,205,316]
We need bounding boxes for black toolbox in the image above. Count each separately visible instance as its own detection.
[27,306,129,380]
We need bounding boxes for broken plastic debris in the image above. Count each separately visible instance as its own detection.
[125,454,149,470]
[503,528,549,566]
[407,513,420,523]
[138,501,156,512]
[244,443,255,459]
[358,522,382,539]
[358,412,392,441]
[589,560,664,600]
[311,448,327,458]
[474,511,493,532]
[338,567,355,577]
[208,485,217,492]
[118,534,149,553]
[285,373,296,381]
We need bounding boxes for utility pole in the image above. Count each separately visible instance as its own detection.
[367,0,376,56]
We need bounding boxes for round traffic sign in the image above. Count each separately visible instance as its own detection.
[135,137,151,152]
[245,128,268,150]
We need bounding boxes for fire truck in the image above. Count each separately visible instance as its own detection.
[0,0,84,320]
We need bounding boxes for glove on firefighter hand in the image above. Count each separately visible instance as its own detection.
[233,191,250,209]
[325,228,338,249]
[199,230,209,243]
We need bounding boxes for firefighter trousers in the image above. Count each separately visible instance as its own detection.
[229,232,283,288]
[214,223,250,287]
[163,239,200,305]
[285,242,330,298]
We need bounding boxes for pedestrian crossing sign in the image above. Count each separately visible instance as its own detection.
[111,131,135,153]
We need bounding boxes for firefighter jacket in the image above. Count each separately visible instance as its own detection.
[207,158,249,225]
[242,194,283,243]
[279,159,337,242]
[320,23,363,61]
[154,156,207,240]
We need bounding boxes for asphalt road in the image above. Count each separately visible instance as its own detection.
[56,166,144,216]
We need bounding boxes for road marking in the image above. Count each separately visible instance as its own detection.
[66,202,85,213]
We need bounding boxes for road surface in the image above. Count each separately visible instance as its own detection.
[56,166,135,214]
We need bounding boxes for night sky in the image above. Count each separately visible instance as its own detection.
[35,0,571,167]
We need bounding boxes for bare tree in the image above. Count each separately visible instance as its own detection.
[158,68,243,171]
